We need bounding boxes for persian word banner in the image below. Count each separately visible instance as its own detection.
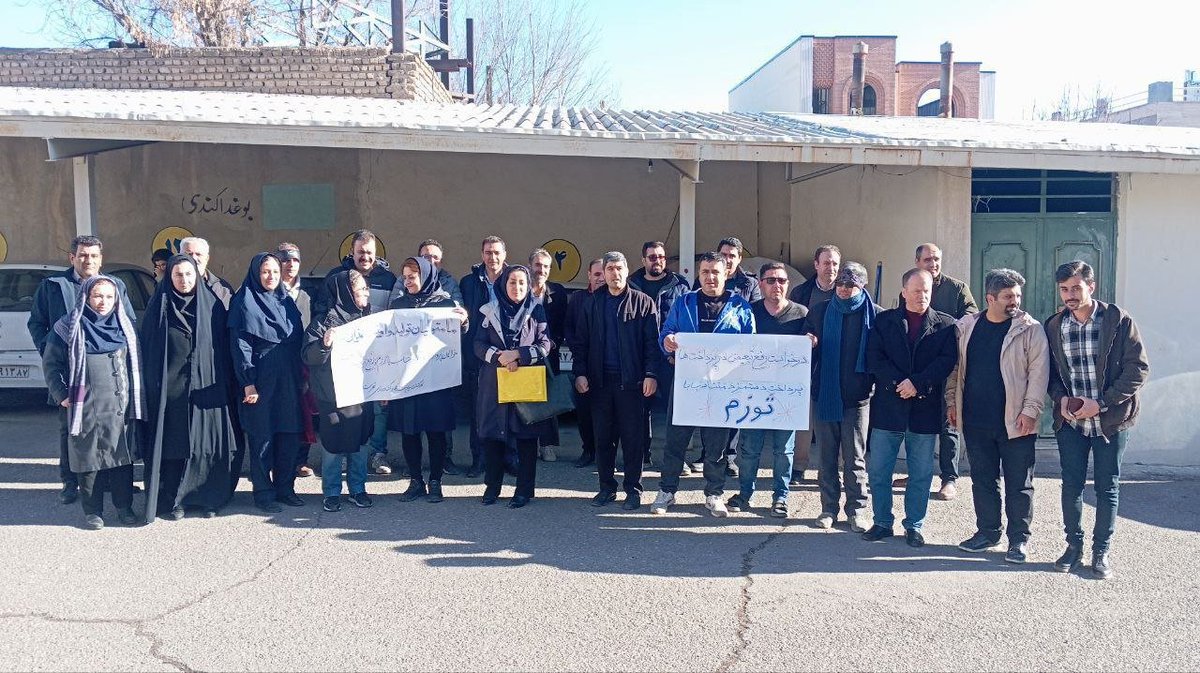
[672,333,811,431]
[331,308,462,407]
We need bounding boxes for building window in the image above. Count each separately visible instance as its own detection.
[812,87,829,114]
[862,85,877,115]
[971,169,1114,214]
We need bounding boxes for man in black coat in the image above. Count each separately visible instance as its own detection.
[862,268,958,548]
[316,230,397,475]
[458,235,509,477]
[790,244,840,309]
[27,234,135,505]
[566,258,608,468]
[573,252,661,510]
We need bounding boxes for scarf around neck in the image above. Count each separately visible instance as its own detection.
[817,290,876,422]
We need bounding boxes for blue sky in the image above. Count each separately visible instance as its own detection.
[3,0,1198,119]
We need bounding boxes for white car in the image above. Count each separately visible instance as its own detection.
[0,263,156,389]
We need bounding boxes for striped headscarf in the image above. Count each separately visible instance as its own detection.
[51,274,144,436]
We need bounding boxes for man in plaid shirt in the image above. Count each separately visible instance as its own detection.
[1045,261,1150,580]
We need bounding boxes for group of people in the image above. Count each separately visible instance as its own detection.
[31,231,1149,579]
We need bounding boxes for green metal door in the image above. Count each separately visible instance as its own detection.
[970,170,1117,435]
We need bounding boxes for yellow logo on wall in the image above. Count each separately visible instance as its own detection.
[0,231,7,262]
[542,238,581,283]
[152,226,194,256]
[339,234,387,261]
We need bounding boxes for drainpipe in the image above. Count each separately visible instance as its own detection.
[390,0,404,53]
[850,41,868,115]
[939,41,953,118]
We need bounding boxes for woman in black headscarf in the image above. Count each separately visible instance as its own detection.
[139,255,239,521]
[302,269,375,513]
[228,252,304,513]
[474,265,554,509]
[389,257,469,504]
[42,274,143,529]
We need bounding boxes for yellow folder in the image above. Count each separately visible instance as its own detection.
[497,365,548,403]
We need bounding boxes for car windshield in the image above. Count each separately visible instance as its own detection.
[0,269,56,313]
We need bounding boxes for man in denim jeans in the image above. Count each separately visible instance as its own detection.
[726,262,813,518]
[1045,261,1149,579]
[862,269,957,547]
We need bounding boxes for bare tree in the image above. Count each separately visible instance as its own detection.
[1030,83,1114,122]
[454,0,617,107]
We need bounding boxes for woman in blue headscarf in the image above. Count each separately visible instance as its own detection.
[473,265,553,509]
[42,274,144,530]
[389,256,469,504]
[228,252,304,513]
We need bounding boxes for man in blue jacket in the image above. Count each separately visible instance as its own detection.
[651,252,755,517]
[28,234,135,505]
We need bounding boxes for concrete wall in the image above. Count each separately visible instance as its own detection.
[789,164,971,306]
[0,138,791,285]
[1115,172,1200,465]
[1097,101,1200,128]
[728,37,813,114]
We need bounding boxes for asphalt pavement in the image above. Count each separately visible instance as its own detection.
[1,390,1198,672]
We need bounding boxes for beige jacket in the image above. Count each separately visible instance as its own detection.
[945,310,1049,439]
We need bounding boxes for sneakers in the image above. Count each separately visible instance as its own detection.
[936,480,958,501]
[83,514,104,530]
[426,480,444,503]
[398,480,427,502]
[815,512,835,529]
[592,490,617,507]
[958,532,1003,553]
[725,494,748,513]
[705,494,729,518]
[650,491,675,514]
[862,525,894,542]
[1005,542,1029,564]
[725,463,739,478]
[540,446,558,462]
[679,462,693,477]
[348,492,373,508]
[1054,544,1083,573]
[847,513,869,533]
[1092,551,1113,579]
[368,453,392,475]
[769,499,788,518]
[323,497,342,512]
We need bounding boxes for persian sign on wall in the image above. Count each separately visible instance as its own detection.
[151,226,193,256]
[541,238,581,283]
[330,307,462,407]
[181,187,253,221]
[672,333,811,431]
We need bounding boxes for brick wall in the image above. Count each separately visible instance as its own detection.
[895,62,980,118]
[0,47,451,103]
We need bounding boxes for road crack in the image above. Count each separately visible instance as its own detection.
[717,524,788,673]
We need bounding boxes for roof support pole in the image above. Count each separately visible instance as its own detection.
[676,159,700,283]
[72,155,95,237]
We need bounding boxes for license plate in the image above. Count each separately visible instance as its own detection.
[0,366,30,379]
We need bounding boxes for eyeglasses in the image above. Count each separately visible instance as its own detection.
[835,281,860,289]
[644,254,667,261]
[761,277,788,285]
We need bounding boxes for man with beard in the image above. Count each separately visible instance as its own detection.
[946,268,1048,564]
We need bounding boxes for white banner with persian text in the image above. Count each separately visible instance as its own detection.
[672,333,811,431]
[331,308,462,407]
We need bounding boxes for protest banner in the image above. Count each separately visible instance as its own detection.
[672,333,811,431]
[330,307,462,407]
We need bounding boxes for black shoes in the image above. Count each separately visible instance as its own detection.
[398,480,427,502]
[575,452,595,468]
[117,508,139,526]
[1092,551,1113,579]
[508,495,530,509]
[348,492,373,508]
[323,497,342,512]
[591,490,617,507]
[481,487,500,505]
[1054,544,1084,573]
[466,461,484,478]
[958,532,1003,553]
[427,480,444,503]
[60,483,79,505]
[622,492,642,510]
[162,506,185,521]
[725,494,748,513]
[905,529,925,548]
[862,525,894,542]
[278,494,305,507]
[256,501,283,513]
[1004,542,1029,564]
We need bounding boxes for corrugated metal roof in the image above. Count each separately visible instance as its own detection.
[2,86,1200,172]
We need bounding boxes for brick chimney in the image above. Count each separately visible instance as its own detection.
[850,41,869,115]
[939,42,953,118]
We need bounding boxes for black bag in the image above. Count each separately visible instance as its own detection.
[515,371,575,424]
